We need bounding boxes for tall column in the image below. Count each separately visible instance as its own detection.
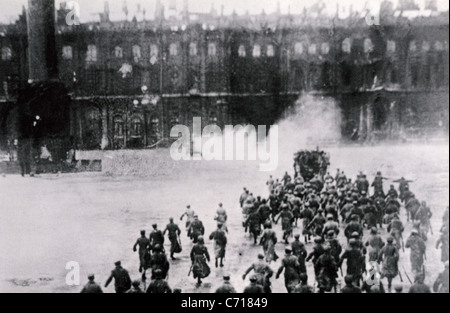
[101,104,109,150]
[27,0,58,81]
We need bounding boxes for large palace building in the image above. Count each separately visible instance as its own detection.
[0,0,448,151]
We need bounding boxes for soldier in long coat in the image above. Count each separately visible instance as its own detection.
[316,246,338,293]
[340,239,365,287]
[180,205,195,230]
[149,244,170,280]
[149,224,165,250]
[260,223,278,264]
[276,248,301,293]
[378,237,399,292]
[405,230,427,275]
[300,203,314,243]
[365,227,385,262]
[275,205,294,244]
[291,235,308,274]
[163,218,182,260]
[306,237,326,280]
[190,236,211,286]
[388,214,404,251]
[245,210,263,244]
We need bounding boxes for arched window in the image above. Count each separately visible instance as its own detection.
[62,46,73,60]
[208,43,217,56]
[308,44,317,55]
[342,38,352,53]
[1,47,12,60]
[169,43,178,56]
[189,42,198,56]
[114,46,123,58]
[238,45,246,57]
[321,43,330,55]
[267,45,275,57]
[113,116,124,138]
[364,38,374,53]
[86,45,98,62]
[387,40,396,53]
[253,44,261,58]
[132,45,141,62]
[294,42,303,55]
[130,117,142,138]
[150,44,158,64]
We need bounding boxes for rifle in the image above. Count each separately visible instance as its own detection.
[188,264,193,277]
[402,265,412,284]
[398,269,404,282]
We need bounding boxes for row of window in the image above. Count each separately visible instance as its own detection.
[2,38,447,63]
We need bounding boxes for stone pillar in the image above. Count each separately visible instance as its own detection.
[366,101,374,141]
[101,104,109,150]
[27,0,58,81]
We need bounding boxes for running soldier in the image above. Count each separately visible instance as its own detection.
[405,229,427,275]
[243,254,274,293]
[163,218,182,260]
[189,236,211,286]
[188,215,205,243]
[291,235,308,274]
[276,248,301,293]
[133,230,150,272]
[215,274,236,293]
[104,261,132,294]
[80,274,103,293]
[260,223,278,264]
[378,236,400,292]
[180,205,195,231]
[209,223,227,268]
[149,224,165,250]
[340,239,365,287]
[146,269,172,293]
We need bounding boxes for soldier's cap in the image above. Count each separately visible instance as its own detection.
[219,203,223,207]
[323,245,331,251]
[153,244,162,251]
[87,274,95,280]
[394,285,403,292]
[377,171,382,176]
[304,202,310,207]
[318,208,324,212]
[411,229,418,235]
[249,275,258,282]
[351,232,360,237]
[217,222,224,227]
[194,214,199,218]
[187,205,191,208]
[370,227,378,234]
[294,234,301,239]
[132,280,141,287]
[223,273,231,280]
[197,236,204,242]
[114,261,121,266]
[140,230,146,234]
[258,254,265,260]
[285,248,292,254]
[349,238,357,245]
[387,236,394,243]
[314,237,323,243]
[327,230,335,236]
[152,224,157,228]
[361,191,367,195]
[352,201,358,205]
[327,214,334,220]
[352,214,359,220]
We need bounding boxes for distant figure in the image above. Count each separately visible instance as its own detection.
[190,236,210,286]
[80,274,103,293]
[180,205,195,230]
[163,218,182,260]
[209,223,227,268]
[104,261,132,293]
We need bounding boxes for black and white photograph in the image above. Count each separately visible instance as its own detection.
[0,0,448,295]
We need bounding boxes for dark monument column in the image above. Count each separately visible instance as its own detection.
[27,0,58,81]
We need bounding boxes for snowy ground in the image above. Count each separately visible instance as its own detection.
[0,143,448,293]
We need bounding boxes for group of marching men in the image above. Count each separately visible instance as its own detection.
[238,169,449,293]
[79,169,449,293]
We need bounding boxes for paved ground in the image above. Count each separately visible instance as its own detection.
[0,143,448,293]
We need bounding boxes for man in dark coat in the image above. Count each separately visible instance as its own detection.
[80,274,103,293]
[126,280,144,293]
[188,215,205,243]
[245,210,263,244]
[133,230,150,272]
[209,223,227,268]
[149,224,165,250]
[406,229,426,275]
[276,248,301,293]
[149,244,170,280]
[340,239,365,287]
[163,218,182,260]
[409,274,431,293]
[243,254,273,293]
[306,237,326,280]
[291,235,308,274]
[190,236,210,285]
[316,246,338,293]
[378,236,399,292]
[104,261,132,293]
[292,273,314,293]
